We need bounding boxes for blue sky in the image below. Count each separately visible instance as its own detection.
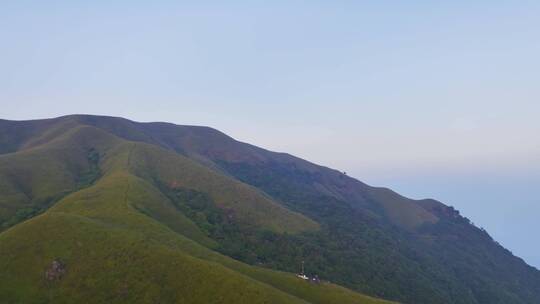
[1,1,539,267]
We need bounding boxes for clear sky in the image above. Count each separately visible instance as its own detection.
[1,1,539,267]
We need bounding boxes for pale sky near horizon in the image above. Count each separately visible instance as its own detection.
[1,1,539,267]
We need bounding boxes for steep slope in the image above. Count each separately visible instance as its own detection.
[1,115,539,304]
[0,170,373,303]
[125,142,318,233]
[154,124,540,304]
[0,115,439,230]
[0,123,317,235]
[0,121,390,304]
[0,125,120,229]
[39,115,440,230]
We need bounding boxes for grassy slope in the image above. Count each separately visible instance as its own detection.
[0,185,305,304]
[125,142,318,233]
[0,121,317,234]
[129,118,435,228]
[0,124,394,304]
[0,115,439,231]
[0,118,62,154]
[5,116,540,303]
[0,125,120,226]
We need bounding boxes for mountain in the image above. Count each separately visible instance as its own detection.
[0,115,538,304]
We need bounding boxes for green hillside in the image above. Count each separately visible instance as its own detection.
[1,115,540,304]
[0,121,392,304]
[0,125,120,228]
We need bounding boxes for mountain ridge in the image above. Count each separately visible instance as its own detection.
[1,114,539,304]
[0,118,393,304]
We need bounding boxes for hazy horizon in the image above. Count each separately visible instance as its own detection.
[1,1,539,268]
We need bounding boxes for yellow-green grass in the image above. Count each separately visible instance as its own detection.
[0,125,121,223]
[0,124,394,303]
[0,124,317,234]
[366,187,439,230]
[0,162,395,303]
[2,115,538,304]
[123,142,318,233]
[0,212,306,304]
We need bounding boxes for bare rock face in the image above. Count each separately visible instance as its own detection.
[45,259,66,281]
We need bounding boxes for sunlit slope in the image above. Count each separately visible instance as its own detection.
[0,180,304,304]
[0,116,152,155]
[0,126,121,227]
[4,115,539,303]
[53,115,438,229]
[0,155,394,303]
[123,142,318,233]
[52,115,539,304]
[0,115,441,231]
[0,123,317,234]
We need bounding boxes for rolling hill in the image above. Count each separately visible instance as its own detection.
[0,114,539,304]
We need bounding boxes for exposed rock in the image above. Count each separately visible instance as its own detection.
[45,259,66,281]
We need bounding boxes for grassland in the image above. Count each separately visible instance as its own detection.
[4,115,538,304]
[0,123,394,304]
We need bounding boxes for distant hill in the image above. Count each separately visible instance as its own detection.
[0,114,538,304]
